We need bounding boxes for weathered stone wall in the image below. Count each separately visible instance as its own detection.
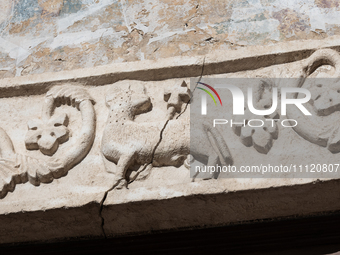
[2,0,340,246]
[1,37,340,243]
[1,0,340,78]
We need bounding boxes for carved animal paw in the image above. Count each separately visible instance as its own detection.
[115,179,127,189]
[25,113,69,156]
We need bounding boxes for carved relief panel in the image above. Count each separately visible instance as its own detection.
[0,48,340,199]
[1,42,340,244]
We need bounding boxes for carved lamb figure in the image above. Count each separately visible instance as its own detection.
[101,81,233,189]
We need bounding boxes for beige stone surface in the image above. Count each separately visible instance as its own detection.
[0,37,340,243]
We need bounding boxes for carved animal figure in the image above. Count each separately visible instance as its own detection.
[101,81,233,189]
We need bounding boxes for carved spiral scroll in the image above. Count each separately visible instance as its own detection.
[0,85,96,199]
[301,48,340,78]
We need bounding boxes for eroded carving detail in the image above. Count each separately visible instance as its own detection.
[101,81,233,189]
[287,49,340,153]
[0,85,96,199]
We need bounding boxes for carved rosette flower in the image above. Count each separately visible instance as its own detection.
[25,113,69,156]
[232,112,279,154]
[232,79,279,154]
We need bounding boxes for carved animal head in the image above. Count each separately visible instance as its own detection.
[164,81,191,113]
[25,113,69,156]
[105,81,152,116]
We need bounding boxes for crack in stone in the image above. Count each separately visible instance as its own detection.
[176,56,205,120]
[186,2,201,25]
[99,190,108,238]
[98,56,206,238]
[99,179,124,238]
[98,118,171,238]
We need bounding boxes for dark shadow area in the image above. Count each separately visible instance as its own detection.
[1,212,340,255]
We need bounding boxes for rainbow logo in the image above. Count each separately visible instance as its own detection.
[197,82,222,106]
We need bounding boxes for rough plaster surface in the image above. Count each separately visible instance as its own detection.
[1,37,340,244]
[2,0,340,78]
